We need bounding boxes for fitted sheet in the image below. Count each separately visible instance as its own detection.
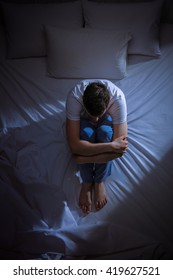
[0,24,173,259]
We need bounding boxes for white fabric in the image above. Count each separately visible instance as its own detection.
[0,24,173,259]
[45,26,131,79]
[66,79,127,124]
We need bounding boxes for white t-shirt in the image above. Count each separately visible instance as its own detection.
[66,79,127,124]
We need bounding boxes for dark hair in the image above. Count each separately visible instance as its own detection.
[83,82,110,116]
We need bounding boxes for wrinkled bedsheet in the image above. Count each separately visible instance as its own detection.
[0,24,173,259]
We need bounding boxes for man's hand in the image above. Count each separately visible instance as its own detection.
[111,136,128,152]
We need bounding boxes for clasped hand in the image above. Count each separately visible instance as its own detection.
[111,136,128,153]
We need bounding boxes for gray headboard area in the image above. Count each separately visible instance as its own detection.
[86,0,173,24]
[0,0,173,24]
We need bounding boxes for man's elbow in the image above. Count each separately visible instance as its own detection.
[74,155,83,164]
[68,142,80,155]
[116,150,127,158]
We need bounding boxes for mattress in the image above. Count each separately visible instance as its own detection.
[0,23,173,260]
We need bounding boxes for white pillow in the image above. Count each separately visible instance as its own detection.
[83,0,163,56]
[45,26,131,79]
[1,1,83,58]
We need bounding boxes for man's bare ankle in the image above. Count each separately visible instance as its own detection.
[94,182,107,210]
[79,183,93,214]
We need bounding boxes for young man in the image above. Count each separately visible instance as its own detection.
[66,79,128,214]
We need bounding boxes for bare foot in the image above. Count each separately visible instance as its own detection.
[79,183,92,214]
[94,182,107,211]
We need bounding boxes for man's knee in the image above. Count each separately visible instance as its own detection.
[96,125,113,143]
[80,127,95,142]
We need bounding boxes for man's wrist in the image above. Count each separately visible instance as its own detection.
[108,141,114,152]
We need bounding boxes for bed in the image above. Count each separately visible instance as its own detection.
[0,0,173,260]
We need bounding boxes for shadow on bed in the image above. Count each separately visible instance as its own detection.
[102,147,173,260]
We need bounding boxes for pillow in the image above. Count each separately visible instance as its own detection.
[83,0,163,56]
[45,26,131,79]
[1,1,83,58]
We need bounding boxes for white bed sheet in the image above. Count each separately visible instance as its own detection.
[0,24,173,260]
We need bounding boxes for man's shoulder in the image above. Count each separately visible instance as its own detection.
[102,80,123,98]
[102,80,119,91]
[71,80,89,97]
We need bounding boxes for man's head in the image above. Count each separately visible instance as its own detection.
[83,82,110,117]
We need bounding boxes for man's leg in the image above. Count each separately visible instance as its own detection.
[78,118,96,213]
[94,114,113,210]
[79,118,96,182]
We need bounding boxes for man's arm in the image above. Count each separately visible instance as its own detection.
[66,119,128,159]
[73,122,128,163]
[112,122,128,140]
[66,119,114,156]
[74,151,124,164]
